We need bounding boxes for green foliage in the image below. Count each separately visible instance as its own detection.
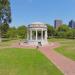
[46,24,55,38]
[0,0,11,24]
[55,24,70,38]
[17,25,27,39]
[0,22,9,37]
[5,25,27,39]
[47,24,75,39]
[6,27,17,38]
[0,23,75,40]
[57,24,69,32]
[57,31,66,38]
[66,29,75,39]
[0,0,11,41]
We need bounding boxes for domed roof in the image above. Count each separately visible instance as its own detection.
[28,22,47,28]
[31,22,44,24]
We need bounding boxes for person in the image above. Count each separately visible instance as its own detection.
[36,45,39,49]
[19,42,20,45]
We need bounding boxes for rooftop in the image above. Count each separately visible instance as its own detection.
[28,22,47,28]
[31,22,44,24]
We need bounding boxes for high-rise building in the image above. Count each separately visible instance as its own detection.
[69,20,75,28]
[54,19,63,28]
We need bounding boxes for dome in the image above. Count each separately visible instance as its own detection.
[28,22,47,28]
[31,22,44,24]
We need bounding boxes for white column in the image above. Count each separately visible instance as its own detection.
[30,30,32,40]
[45,30,47,41]
[27,29,29,40]
[36,30,37,41]
[41,29,43,40]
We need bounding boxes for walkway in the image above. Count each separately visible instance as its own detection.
[39,43,75,75]
[11,42,36,48]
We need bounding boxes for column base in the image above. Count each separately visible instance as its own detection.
[26,40,48,46]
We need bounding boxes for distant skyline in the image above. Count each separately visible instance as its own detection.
[10,0,75,27]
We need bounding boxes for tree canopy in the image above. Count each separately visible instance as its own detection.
[17,25,27,39]
[46,24,55,38]
[0,0,11,41]
[0,0,11,24]
[57,24,69,32]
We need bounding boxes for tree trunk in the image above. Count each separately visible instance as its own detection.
[0,30,2,42]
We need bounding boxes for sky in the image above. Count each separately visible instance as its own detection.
[10,0,75,27]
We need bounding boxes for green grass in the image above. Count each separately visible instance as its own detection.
[0,48,63,75]
[48,38,75,61]
[0,39,19,48]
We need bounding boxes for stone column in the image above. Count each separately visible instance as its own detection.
[45,30,47,41]
[36,30,37,41]
[30,30,32,40]
[27,29,29,40]
[41,29,43,40]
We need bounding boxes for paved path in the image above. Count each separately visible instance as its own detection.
[39,43,75,75]
[11,42,36,48]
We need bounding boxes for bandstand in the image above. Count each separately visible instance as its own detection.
[27,22,48,46]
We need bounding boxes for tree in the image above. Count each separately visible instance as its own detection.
[57,31,66,38]
[0,22,9,37]
[57,24,69,32]
[56,24,69,38]
[46,24,55,38]
[0,0,11,24]
[0,0,11,41]
[17,25,27,39]
[6,27,17,39]
[66,29,75,39]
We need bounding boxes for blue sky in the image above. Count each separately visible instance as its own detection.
[10,0,75,27]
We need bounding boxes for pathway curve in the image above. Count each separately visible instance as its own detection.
[39,42,75,75]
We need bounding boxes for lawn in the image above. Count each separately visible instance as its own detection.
[0,39,19,48]
[0,48,63,75]
[48,38,75,61]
